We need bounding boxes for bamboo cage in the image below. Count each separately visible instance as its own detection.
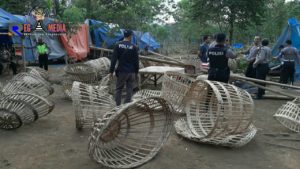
[98,74,115,94]
[274,98,300,132]
[183,80,254,138]
[132,89,161,101]
[26,67,49,80]
[62,78,73,100]
[88,97,173,169]
[174,118,257,148]
[64,63,97,83]
[85,57,111,78]
[0,99,37,130]
[2,93,54,119]
[71,81,115,129]
[2,73,54,97]
[161,71,195,114]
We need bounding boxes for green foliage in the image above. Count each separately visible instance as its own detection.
[60,5,86,36]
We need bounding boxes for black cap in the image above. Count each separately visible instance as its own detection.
[124,29,133,38]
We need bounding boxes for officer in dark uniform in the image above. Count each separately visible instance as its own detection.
[109,30,139,106]
[207,33,237,83]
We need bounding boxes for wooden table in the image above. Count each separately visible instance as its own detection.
[139,66,185,87]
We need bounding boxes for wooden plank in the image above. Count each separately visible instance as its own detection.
[231,74,300,90]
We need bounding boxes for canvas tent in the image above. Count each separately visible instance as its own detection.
[86,19,160,50]
[272,17,300,81]
[60,24,89,61]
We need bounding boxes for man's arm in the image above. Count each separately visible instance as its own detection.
[226,49,237,59]
[253,48,265,67]
[109,45,119,74]
[134,46,139,74]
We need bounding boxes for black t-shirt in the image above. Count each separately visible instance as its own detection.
[110,41,139,74]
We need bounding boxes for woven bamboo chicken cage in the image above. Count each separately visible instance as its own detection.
[132,89,161,101]
[274,98,300,132]
[64,63,97,83]
[26,67,49,80]
[0,98,37,130]
[62,78,74,100]
[161,71,195,114]
[183,80,254,138]
[71,81,115,129]
[2,93,54,119]
[175,118,257,148]
[88,97,173,169]
[2,73,54,97]
[85,57,111,78]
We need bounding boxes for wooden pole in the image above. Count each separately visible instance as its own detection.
[240,80,298,99]
[231,74,300,90]
[148,51,185,65]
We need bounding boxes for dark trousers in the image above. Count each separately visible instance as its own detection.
[280,61,295,85]
[208,67,230,83]
[39,54,48,71]
[10,62,17,75]
[0,63,3,75]
[245,61,256,78]
[256,63,269,98]
[115,73,136,106]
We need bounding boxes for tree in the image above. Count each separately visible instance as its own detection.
[187,0,268,44]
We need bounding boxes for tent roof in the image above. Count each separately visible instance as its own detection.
[0,8,24,28]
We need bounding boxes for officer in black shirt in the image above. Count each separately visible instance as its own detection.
[109,30,139,106]
[207,33,237,83]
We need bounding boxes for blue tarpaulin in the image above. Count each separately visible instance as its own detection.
[272,17,300,81]
[86,19,160,50]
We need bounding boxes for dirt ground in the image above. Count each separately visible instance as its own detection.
[0,65,300,169]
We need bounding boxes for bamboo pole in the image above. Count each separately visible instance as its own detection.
[148,51,185,64]
[231,74,300,90]
[240,80,297,99]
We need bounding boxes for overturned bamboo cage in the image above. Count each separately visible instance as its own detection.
[0,99,37,130]
[62,78,73,100]
[2,73,54,97]
[88,97,173,169]
[71,81,115,129]
[26,67,49,80]
[85,57,111,79]
[183,80,254,138]
[175,118,257,148]
[161,71,195,114]
[2,93,54,119]
[64,63,97,83]
[132,89,161,101]
[274,98,300,132]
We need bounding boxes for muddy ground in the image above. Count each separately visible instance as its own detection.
[0,64,300,169]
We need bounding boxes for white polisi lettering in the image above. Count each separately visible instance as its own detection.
[208,51,224,55]
[119,44,133,49]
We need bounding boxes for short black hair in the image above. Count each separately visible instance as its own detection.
[124,29,133,38]
[286,39,292,45]
[203,35,209,41]
[261,39,269,46]
[215,33,226,43]
[279,45,284,49]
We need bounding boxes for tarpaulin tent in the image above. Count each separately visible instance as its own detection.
[140,32,160,51]
[272,17,300,81]
[12,15,66,62]
[87,19,123,48]
[60,24,89,61]
[86,19,160,50]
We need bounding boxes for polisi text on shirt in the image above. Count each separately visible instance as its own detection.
[209,51,225,55]
[119,44,133,49]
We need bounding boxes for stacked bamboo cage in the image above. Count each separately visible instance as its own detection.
[0,71,54,130]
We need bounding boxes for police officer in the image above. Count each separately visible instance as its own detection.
[253,39,272,99]
[207,33,237,83]
[278,40,300,85]
[36,38,50,71]
[198,35,211,63]
[109,30,139,106]
[243,36,261,78]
